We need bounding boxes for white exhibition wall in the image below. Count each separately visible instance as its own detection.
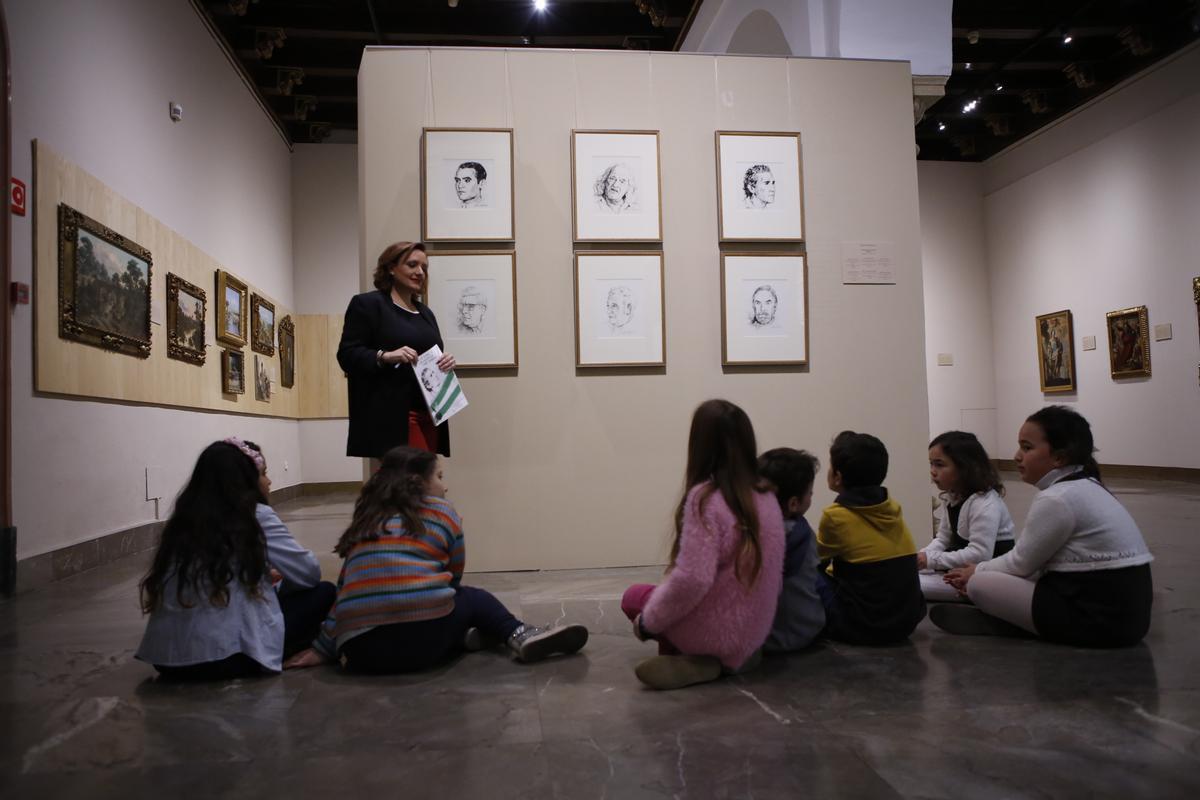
[360,48,931,571]
[6,0,299,559]
[918,45,1200,469]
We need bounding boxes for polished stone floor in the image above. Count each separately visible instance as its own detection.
[2,474,1199,799]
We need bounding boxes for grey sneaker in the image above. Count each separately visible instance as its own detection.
[634,655,722,690]
[507,623,589,663]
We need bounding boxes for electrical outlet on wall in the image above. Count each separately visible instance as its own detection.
[283,460,289,472]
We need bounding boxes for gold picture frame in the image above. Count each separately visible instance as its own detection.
[715,131,805,242]
[573,251,665,367]
[215,270,248,348]
[1106,305,1151,379]
[221,348,245,394]
[721,253,809,366]
[166,273,206,366]
[571,130,663,243]
[1194,277,1199,385]
[421,127,515,241]
[424,251,519,369]
[57,203,153,358]
[278,315,295,388]
[1035,309,1076,393]
[250,293,276,356]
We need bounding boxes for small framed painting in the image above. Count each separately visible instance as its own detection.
[571,130,662,242]
[166,273,207,366]
[720,254,808,366]
[716,131,805,242]
[57,203,153,358]
[215,270,248,348]
[425,251,518,369]
[250,293,276,356]
[278,315,295,388]
[221,348,245,394]
[574,252,664,367]
[1035,310,1076,393]
[254,354,272,401]
[422,128,514,241]
[1106,305,1151,379]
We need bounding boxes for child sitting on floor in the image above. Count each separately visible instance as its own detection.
[919,431,1015,602]
[816,431,926,644]
[757,447,825,653]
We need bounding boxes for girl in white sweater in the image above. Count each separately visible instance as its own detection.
[932,407,1153,647]
[919,431,1015,602]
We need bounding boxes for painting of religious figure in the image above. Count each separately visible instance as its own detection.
[1035,310,1076,392]
[1106,305,1151,379]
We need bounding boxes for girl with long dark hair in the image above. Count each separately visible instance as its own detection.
[136,439,334,679]
[284,447,588,673]
[620,399,785,690]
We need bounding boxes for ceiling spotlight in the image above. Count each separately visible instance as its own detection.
[965,62,972,70]
[534,0,547,11]
[1063,34,1073,44]
[995,82,1004,91]
[938,122,946,131]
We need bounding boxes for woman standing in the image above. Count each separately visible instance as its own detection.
[338,242,457,458]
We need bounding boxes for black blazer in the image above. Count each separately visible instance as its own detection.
[337,289,450,458]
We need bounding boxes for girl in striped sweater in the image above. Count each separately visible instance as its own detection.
[285,447,588,673]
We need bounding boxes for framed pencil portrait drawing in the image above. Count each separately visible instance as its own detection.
[574,252,664,368]
[215,270,248,348]
[250,293,276,356]
[572,130,662,242]
[721,254,808,366]
[716,132,805,242]
[425,251,518,369]
[278,315,295,388]
[166,273,207,366]
[422,128,514,241]
[1106,305,1151,379]
[1035,310,1076,393]
[221,348,245,395]
[57,203,153,358]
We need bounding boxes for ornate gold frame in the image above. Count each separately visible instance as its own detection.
[1105,305,1151,379]
[221,348,245,395]
[1194,277,1199,385]
[166,273,207,366]
[1034,309,1076,393]
[278,314,295,388]
[250,293,276,356]
[57,203,153,358]
[215,270,248,348]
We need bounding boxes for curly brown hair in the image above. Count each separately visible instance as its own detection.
[334,446,439,557]
[372,241,427,295]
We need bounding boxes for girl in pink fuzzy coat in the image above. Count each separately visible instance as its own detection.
[621,399,785,690]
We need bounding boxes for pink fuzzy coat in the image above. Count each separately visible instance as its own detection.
[641,483,785,669]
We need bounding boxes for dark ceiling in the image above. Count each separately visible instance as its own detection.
[194,0,701,145]
[917,0,1200,161]
[194,0,1200,159]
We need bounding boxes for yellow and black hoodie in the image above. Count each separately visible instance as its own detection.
[816,486,926,644]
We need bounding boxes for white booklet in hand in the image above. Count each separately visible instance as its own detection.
[414,345,468,425]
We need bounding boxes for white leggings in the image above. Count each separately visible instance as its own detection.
[966,571,1038,634]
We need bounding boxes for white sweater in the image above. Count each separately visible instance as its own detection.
[923,489,1015,571]
[978,467,1153,577]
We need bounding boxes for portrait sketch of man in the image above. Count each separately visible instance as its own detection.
[743,164,776,209]
[594,162,639,214]
[419,365,442,395]
[604,284,637,335]
[456,285,488,335]
[454,161,488,208]
[749,284,779,328]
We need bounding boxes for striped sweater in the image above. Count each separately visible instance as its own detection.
[314,496,464,657]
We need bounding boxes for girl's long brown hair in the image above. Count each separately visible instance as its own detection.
[670,399,763,587]
[335,446,438,557]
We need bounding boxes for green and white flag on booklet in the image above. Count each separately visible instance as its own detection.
[415,345,468,425]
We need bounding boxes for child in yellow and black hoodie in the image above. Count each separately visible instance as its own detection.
[816,431,926,644]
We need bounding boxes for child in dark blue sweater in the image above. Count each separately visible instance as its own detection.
[758,448,826,652]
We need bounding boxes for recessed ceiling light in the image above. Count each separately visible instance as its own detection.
[534,0,548,11]
[965,62,972,70]
[938,122,946,131]
[995,83,1004,91]
[1063,34,1073,44]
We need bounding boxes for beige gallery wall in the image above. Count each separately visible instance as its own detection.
[359,48,930,571]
